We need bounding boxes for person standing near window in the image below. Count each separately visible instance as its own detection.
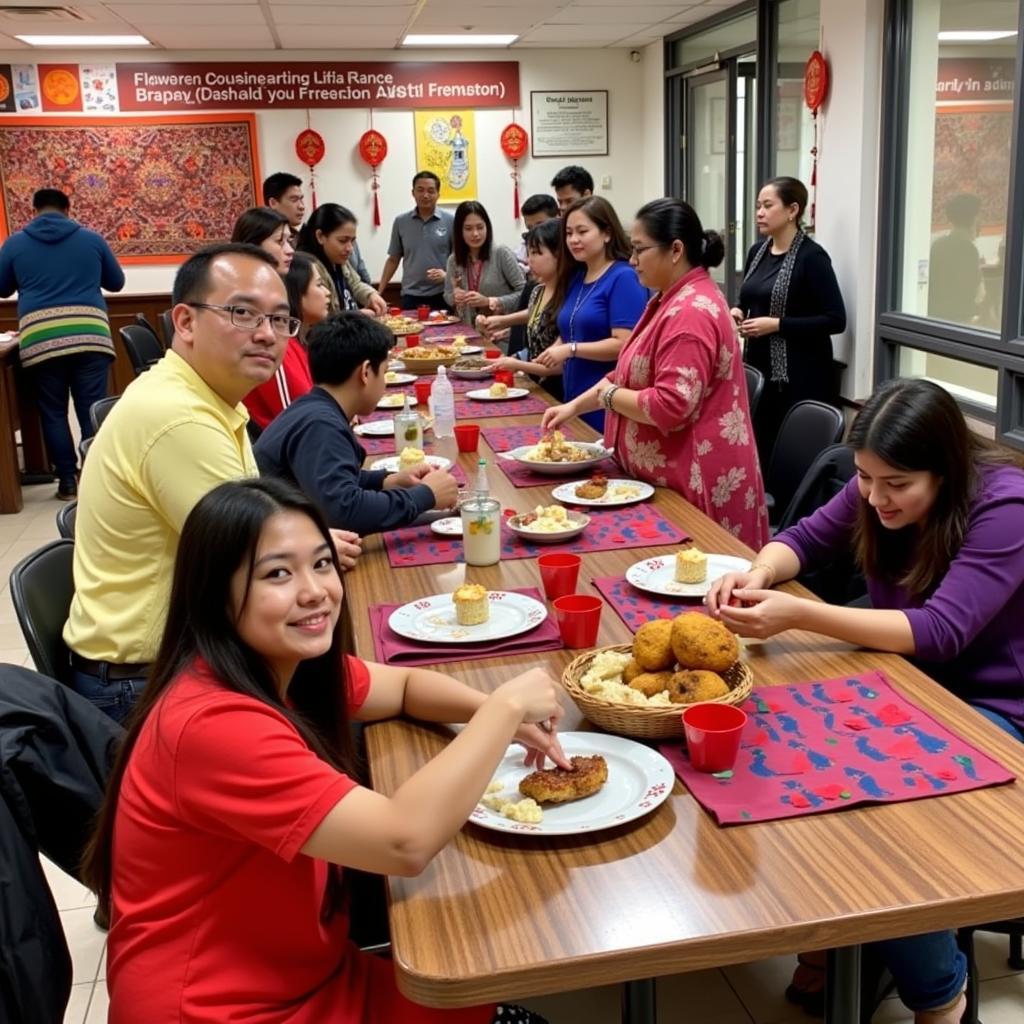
[731,176,846,465]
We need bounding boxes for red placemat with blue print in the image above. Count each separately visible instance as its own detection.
[481,424,620,488]
[658,671,1015,826]
[591,575,708,631]
[384,505,688,568]
[455,394,550,419]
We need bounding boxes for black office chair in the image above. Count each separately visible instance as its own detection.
[958,921,1021,1024]
[134,312,163,342]
[159,308,174,347]
[55,500,76,540]
[89,395,119,433]
[78,436,93,463]
[8,539,75,685]
[120,324,164,376]
[764,401,845,526]
[743,363,765,418]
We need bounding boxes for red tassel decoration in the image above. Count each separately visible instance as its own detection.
[373,184,381,228]
[512,166,520,220]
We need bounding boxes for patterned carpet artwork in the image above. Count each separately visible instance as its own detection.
[0,114,260,263]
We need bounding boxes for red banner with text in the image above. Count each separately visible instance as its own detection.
[116,61,519,112]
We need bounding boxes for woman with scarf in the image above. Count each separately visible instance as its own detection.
[730,177,846,465]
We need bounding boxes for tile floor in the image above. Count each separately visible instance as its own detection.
[3,481,1023,1024]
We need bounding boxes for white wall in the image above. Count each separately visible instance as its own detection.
[0,46,665,294]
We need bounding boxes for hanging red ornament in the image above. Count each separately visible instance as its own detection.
[500,123,529,220]
[295,126,325,209]
[803,50,829,229]
[358,128,388,228]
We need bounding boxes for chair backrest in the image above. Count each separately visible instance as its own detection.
[775,443,856,532]
[159,308,174,347]
[134,312,162,341]
[55,500,76,539]
[119,324,164,376]
[765,400,845,524]
[89,395,119,432]
[8,539,75,685]
[743,363,765,418]
[78,436,93,463]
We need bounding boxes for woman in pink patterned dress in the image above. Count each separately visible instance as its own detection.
[542,198,768,550]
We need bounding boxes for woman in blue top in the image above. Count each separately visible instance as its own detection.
[536,196,647,430]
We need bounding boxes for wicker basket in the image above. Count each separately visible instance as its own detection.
[399,353,461,375]
[561,643,754,740]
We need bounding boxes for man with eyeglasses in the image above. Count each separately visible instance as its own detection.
[64,243,362,723]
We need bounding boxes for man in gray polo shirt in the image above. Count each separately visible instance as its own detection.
[378,170,454,311]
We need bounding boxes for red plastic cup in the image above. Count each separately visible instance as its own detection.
[417,305,431,320]
[494,369,514,387]
[389,306,402,317]
[681,703,748,773]
[553,594,602,648]
[454,423,480,452]
[405,333,421,349]
[484,349,502,360]
[537,553,581,600]
[414,380,433,406]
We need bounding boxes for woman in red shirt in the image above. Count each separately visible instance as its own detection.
[82,477,563,1024]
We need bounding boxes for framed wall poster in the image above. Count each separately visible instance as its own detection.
[530,90,608,157]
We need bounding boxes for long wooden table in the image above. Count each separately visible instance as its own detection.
[349,382,1024,1024]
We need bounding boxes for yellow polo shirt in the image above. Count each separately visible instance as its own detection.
[65,350,258,663]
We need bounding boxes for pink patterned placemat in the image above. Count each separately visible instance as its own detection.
[455,394,549,419]
[385,505,689,568]
[592,575,707,631]
[368,586,562,665]
[658,671,1015,826]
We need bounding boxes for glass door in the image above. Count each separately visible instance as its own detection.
[686,69,729,290]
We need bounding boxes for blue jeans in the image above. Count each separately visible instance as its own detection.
[973,704,1024,742]
[72,667,146,724]
[872,931,967,1011]
[29,351,112,483]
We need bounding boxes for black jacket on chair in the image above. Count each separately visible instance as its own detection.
[0,664,123,1024]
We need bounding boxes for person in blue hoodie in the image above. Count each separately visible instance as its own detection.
[0,188,125,499]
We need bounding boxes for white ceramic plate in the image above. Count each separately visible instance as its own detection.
[354,420,395,437]
[377,393,417,410]
[466,387,530,401]
[385,372,417,386]
[457,345,483,356]
[369,454,452,473]
[506,509,590,544]
[430,516,463,537]
[550,479,655,507]
[501,443,615,477]
[388,590,547,644]
[388,360,406,371]
[450,365,495,380]
[469,732,674,836]
[625,553,752,599]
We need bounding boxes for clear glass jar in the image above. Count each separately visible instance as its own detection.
[460,494,501,566]
[393,401,423,451]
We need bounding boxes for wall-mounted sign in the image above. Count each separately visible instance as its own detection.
[114,61,519,112]
[936,58,1015,102]
[529,90,608,158]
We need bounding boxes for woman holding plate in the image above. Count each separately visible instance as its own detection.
[542,198,768,550]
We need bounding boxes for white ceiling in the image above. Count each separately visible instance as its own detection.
[0,0,739,50]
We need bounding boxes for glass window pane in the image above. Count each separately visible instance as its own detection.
[896,345,998,409]
[898,0,1018,330]
[672,11,757,69]
[775,0,819,183]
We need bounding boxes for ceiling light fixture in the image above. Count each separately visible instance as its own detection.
[402,33,517,46]
[15,33,151,46]
[938,30,1017,42]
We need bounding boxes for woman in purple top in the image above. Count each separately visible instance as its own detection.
[707,377,1024,1024]
[535,197,648,431]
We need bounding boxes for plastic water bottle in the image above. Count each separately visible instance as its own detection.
[474,458,489,499]
[431,364,455,438]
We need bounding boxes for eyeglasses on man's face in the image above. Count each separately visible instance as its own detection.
[188,303,301,338]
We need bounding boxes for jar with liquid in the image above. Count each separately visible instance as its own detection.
[460,459,500,566]
[393,395,423,451]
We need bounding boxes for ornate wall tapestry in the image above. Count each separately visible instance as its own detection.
[0,113,260,263]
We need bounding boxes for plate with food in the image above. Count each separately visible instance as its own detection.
[388,586,547,644]
[370,451,451,473]
[377,393,416,410]
[449,358,494,379]
[425,312,462,325]
[466,385,530,401]
[385,371,417,386]
[470,732,673,836]
[455,345,483,356]
[430,516,463,537]
[501,432,615,477]
[551,475,655,507]
[383,315,422,336]
[506,505,590,544]
[354,419,396,437]
[625,549,751,599]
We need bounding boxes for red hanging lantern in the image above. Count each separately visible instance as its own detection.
[803,50,829,228]
[358,128,388,228]
[295,127,325,209]
[500,122,529,220]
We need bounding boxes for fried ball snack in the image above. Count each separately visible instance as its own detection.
[622,658,645,685]
[628,671,675,698]
[518,755,608,804]
[671,612,739,672]
[668,669,730,704]
[632,619,676,671]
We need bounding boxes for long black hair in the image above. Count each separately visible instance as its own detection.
[848,377,1023,597]
[633,197,725,271]
[231,205,290,247]
[295,203,357,270]
[82,477,359,908]
[452,200,494,265]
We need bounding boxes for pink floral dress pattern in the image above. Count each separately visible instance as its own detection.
[603,266,769,550]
